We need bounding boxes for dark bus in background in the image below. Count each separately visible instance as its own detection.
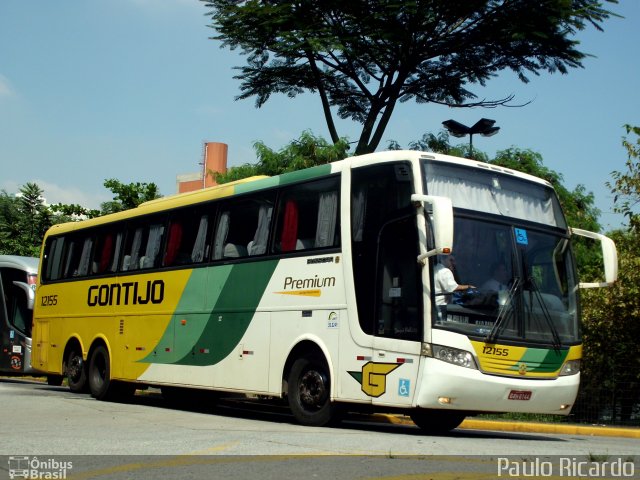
[0,255,38,375]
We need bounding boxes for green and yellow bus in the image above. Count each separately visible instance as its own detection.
[31,151,617,432]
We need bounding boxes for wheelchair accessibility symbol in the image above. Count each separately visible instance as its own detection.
[514,228,529,245]
[398,378,410,397]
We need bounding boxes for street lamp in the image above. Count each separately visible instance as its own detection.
[442,118,500,158]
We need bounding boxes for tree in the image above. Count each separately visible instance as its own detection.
[0,190,25,255]
[0,183,52,256]
[18,183,52,245]
[407,131,455,156]
[99,179,161,214]
[0,179,162,257]
[575,124,640,424]
[607,124,640,231]
[491,147,600,232]
[388,135,600,231]
[49,203,100,220]
[578,229,640,424]
[214,131,349,184]
[204,0,616,154]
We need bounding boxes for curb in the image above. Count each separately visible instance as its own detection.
[371,414,640,439]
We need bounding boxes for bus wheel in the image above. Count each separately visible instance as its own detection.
[88,345,135,401]
[410,410,465,434]
[287,357,335,427]
[88,345,112,400]
[66,348,88,393]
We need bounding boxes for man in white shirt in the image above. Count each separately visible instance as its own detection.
[434,256,474,306]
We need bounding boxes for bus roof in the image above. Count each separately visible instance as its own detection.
[43,150,553,237]
[0,255,39,274]
[348,150,553,189]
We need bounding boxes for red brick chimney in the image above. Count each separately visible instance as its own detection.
[177,142,228,193]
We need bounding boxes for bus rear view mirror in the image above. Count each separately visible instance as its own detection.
[570,228,618,288]
[411,194,454,264]
[13,281,35,311]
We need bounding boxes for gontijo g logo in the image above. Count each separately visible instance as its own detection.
[348,362,401,397]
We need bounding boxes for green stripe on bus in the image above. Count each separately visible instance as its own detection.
[140,266,233,364]
[510,347,568,373]
[172,260,279,366]
[234,165,333,195]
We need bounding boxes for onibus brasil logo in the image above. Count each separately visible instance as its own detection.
[8,456,72,479]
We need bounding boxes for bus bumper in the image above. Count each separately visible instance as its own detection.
[415,358,579,415]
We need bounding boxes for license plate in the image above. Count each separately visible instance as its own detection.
[508,390,532,401]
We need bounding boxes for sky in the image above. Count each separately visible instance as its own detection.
[1,1,638,231]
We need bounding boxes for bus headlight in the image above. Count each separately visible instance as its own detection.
[559,359,581,376]
[430,344,478,370]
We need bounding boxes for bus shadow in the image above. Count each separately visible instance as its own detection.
[28,381,566,442]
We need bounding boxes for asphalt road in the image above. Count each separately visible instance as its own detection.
[0,378,638,479]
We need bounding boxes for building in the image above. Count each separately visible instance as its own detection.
[176,142,228,193]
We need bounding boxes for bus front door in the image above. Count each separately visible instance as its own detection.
[371,215,422,406]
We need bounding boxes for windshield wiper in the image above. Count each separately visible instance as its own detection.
[486,277,520,343]
[526,277,563,350]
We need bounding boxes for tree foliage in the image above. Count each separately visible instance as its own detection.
[388,130,489,161]
[214,131,349,184]
[49,203,100,220]
[0,179,162,257]
[578,228,640,423]
[575,124,640,424]
[0,183,53,256]
[204,0,616,154]
[389,134,601,232]
[607,124,640,231]
[99,178,161,214]
[491,147,600,232]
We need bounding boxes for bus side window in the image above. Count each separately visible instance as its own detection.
[90,232,117,275]
[213,195,275,260]
[43,237,65,282]
[191,215,210,262]
[76,237,93,277]
[60,236,93,279]
[314,191,338,248]
[121,221,165,271]
[122,227,143,271]
[274,177,340,253]
[163,221,183,267]
[163,211,210,267]
[280,200,298,252]
[140,224,165,269]
[249,203,273,256]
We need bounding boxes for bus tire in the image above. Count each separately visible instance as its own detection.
[88,345,112,400]
[410,410,465,434]
[287,356,335,427]
[66,347,88,393]
[88,345,136,401]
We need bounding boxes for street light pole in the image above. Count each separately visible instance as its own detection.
[442,118,500,158]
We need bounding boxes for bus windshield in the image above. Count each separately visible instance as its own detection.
[423,160,566,228]
[422,160,580,346]
[430,216,580,346]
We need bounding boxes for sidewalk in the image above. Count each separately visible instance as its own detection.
[373,414,640,439]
